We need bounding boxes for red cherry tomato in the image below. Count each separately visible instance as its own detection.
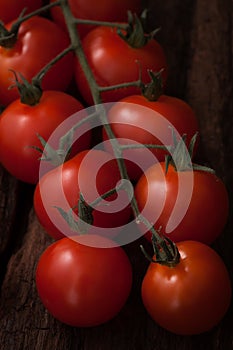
[0,91,90,183]
[103,95,199,181]
[75,26,168,105]
[141,240,232,335]
[135,161,229,244]
[33,149,132,240]
[0,16,74,106]
[36,235,133,327]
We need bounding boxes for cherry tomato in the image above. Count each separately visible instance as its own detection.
[103,95,199,181]
[33,149,132,240]
[0,0,43,24]
[50,0,142,38]
[141,240,231,335]
[75,26,168,105]
[36,235,133,327]
[0,90,90,183]
[0,16,74,106]
[134,161,229,244]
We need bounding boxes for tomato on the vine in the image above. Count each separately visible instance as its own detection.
[75,25,168,105]
[50,0,142,38]
[0,16,74,106]
[33,149,132,240]
[141,240,231,335]
[134,161,229,244]
[0,0,43,24]
[36,235,133,327]
[0,90,90,183]
[103,95,199,181]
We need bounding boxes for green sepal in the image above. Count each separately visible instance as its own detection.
[54,206,80,232]
[32,131,74,167]
[78,193,94,228]
[117,11,160,49]
[0,9,26,48]
[165,130,215,174]
[140,229,180,267]
[141,69,164,101]
[8,71,43,106]
[54,193,94,234]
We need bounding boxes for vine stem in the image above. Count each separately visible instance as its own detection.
[9,1,61,28]
[32,45,74,86]
[58,0,179,265]
[73,18,128,30]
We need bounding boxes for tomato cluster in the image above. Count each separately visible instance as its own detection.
[0,0,231,335]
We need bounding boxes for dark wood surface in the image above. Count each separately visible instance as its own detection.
[0,0,233,349]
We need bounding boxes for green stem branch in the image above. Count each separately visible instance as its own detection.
[32,45,74,87]
[73,18,128,31]
[120,144,170,151]
[58,0,179,266]
[14,1,61,25]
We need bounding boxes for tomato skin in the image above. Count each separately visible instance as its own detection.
[0,0,43,24]
[75,26,168,105]
[36,235,133,327]
[141,241,232,335]
[103,95,199,181]
[0,91,90,183]
[0,16,74,106]
[33,149,132,240]
[136,162,229,244]
[50,0,141,38]
[135,162,229,244]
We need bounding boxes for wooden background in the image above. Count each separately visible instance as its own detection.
[0,0,233,349]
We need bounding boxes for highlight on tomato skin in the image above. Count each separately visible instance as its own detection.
[141,240,232,336]
[36,235,133,327]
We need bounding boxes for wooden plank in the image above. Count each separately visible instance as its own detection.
[0,166,18,255]
[0,209,74,350]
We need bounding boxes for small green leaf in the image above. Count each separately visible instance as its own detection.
[141,69,164,101]
[78,193,94,226]
[54,206,80,232]
[58,127,74,158]
[188,132,198,158]
[8,71,42,105]
[117,11,156,48]
[36,133,63,166]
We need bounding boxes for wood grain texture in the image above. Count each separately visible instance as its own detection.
[0,0,232,349]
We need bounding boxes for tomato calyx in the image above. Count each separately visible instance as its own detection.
[9,71,43,106]
[0,9,26,48]
[118,11,160,48]
[33,131,74,167]
[54,183,124,234]
[165,131,215,174]
[0,22,17,48]
[140,229,180,267]
[141,69,164,101]
[55,194,94,234]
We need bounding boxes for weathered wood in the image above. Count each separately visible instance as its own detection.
[0,210,74,350]
[0,167,18,252]
[0,0,232,349]
[0,166,19,286]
